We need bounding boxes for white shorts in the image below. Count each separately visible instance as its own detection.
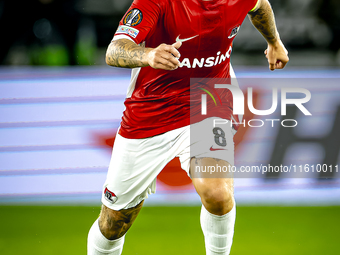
[102,117,236,210]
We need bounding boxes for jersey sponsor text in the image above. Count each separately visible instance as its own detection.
[180,46,232,68]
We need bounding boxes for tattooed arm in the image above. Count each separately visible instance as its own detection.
[248,0,289,70]
[105,39,182,70]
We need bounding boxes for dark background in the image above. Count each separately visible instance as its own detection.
[0,0,340,66]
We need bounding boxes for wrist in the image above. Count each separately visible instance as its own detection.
[142,48,152,67]
[267,33,281,47]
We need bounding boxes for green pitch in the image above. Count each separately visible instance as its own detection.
[0,205,339,255]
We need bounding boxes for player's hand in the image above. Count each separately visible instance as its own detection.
[146,41,182,70]
[265,40,289,71]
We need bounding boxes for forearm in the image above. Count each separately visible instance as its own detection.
[248,0,279,45]
[105,39,151,68]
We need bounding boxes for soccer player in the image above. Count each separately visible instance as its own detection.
[87,0,289,254]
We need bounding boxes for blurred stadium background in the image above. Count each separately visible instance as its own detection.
[0,0,340,254]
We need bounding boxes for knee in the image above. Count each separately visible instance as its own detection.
[196,180,234,215]
[203,187,234,214]
[98,202,143,240]
[99,205,124,240]
[204,188,233,206]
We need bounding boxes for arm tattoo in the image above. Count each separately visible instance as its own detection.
[248,0,279,45]
[106,39,149,68]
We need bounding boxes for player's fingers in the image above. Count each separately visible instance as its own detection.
[158,59,177,70]
[172,41,182,50]
[275,61,284,69]
[152,57,176,70]
[148,47,178,70]
[277,55,289,69]
[161,52,180,67]
[157,55,178,70]
[277,59,287,69]
[267,52,277,71]
[164,44,181,59]
[268,59,276,71]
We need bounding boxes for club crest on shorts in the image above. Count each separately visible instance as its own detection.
[228,25,240,39]
[123,9,143,26]
[104,187,118,203]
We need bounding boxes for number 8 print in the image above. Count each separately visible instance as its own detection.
[213,127,227,147]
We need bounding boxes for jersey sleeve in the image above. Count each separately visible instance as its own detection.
[113,0,163,44]
[249,0,260,12]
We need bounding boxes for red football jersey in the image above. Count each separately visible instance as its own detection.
[113,0,258,139]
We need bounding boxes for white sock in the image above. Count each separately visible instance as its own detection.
[200,204,236,255]
[87,219,125,255]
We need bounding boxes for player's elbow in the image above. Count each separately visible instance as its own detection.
[105,44,115,66]
[105,53,112,66]
[106,41,124,67]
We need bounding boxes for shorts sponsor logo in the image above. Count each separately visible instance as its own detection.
[123,9,143,26]
[104,187,118,203]
[116,25,139,38]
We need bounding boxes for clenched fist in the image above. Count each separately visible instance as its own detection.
[145,41,182,70]
[265,39,289,71]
